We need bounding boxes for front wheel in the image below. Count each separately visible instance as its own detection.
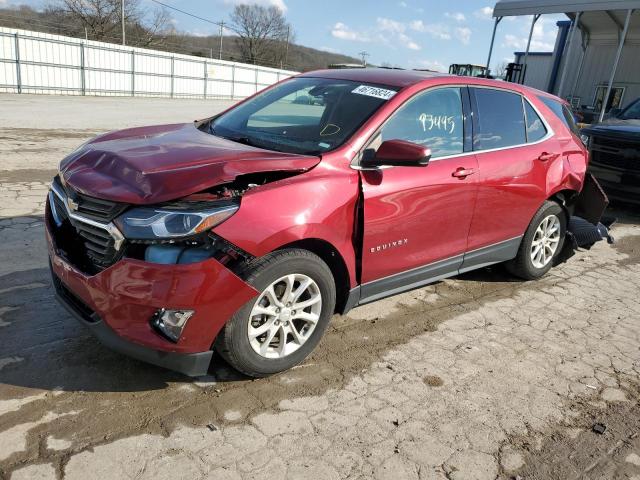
[506,200,566,280]
[215,249,336,377]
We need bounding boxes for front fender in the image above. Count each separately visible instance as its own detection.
[213,167,360,287]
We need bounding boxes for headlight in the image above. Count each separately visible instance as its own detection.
[115,203,238,240]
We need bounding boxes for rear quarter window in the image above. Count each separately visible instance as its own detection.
[538,96,580,137]
[524,100,547,142]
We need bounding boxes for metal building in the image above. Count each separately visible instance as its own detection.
[512,51,553,90]
[488,0,640,122]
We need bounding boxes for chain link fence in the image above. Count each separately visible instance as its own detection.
[0,27,298,99]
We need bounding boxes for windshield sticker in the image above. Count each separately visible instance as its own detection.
[318,142,331,149]
[352,85,397,101]
[419,113,456,134]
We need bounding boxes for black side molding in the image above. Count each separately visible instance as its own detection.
[341,237,523,315]
[459,237,521,273]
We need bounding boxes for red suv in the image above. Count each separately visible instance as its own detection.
[47,69,593,377]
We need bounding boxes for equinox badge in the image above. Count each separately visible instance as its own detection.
[370,238,408,253]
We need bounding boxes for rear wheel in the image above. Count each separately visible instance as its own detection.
[507,201,566,280]
[216,249,335,377]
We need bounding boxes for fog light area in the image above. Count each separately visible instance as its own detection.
[151,308,195,342]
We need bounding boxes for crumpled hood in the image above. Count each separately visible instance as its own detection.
[60,123,320,204]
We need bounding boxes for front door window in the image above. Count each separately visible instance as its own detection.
[380,87,464,158]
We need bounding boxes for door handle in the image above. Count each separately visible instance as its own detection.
[452,167,476,179]
[537,152,559,162]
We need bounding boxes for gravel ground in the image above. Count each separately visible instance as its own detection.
[0,94,639,480]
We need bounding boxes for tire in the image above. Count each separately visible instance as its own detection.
[215,248,336,377]
[506,200,567,280]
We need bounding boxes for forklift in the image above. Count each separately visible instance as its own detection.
[448,64,491,78]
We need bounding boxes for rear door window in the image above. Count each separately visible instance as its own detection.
[472,88,526,150]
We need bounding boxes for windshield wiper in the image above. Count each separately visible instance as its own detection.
[210,125,261,148]
[227,135,259,148]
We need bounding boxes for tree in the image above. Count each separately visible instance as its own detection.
[494,61,509,79]
[229,4,291,66]
[53,0,171,46]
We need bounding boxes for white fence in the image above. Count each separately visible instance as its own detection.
[0,27,298,99]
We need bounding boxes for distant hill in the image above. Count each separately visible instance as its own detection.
[0,5,361,72]
[159,32,363,72]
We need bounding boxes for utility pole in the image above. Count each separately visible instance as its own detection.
[283,25,290,69]
[121,0,126,46]
[218,21,225,60]
[358,51,369,67]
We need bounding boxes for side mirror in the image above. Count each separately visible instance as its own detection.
[362,139,431,168]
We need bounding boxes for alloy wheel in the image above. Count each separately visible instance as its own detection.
[530,214,561,268]
[247,274,322,359]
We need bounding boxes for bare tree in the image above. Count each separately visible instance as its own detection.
[128,7,172,47]
[58,0,129,40]
[53,0,171,46]
[229,4,291,65]
[494,61,509,79]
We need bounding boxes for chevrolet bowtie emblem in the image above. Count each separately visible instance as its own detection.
[67,197,79,211]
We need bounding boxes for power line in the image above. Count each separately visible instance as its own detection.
[146,0,224,27]
[145,0,228,62]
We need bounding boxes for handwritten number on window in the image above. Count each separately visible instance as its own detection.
[418,113,456,135]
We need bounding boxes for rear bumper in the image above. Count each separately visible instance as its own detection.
[46,213,258,376]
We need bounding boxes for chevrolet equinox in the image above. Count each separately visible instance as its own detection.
[47,69,598,377]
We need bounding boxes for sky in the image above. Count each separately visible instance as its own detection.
[2,0,567,73]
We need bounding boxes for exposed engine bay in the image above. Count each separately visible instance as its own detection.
[123,171,303,272]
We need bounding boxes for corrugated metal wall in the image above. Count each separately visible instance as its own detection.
[555,25,640,109]
[0,27,298,99]
[562,41,640,109]
[515,53,554,91]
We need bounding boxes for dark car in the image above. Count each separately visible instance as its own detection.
[582,98,640,204]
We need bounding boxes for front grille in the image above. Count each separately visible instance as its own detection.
[590,136,640,172]
[49,176,127,273]
[74,193,127,222]
[55,176,127,223]
[74,221,121,269]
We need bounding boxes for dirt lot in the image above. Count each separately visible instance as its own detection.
[0,94,639,480]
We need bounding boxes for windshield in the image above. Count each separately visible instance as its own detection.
[208,77,398,155]
[620,99,640,120]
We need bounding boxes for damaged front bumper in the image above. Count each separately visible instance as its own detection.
[46,216,258,377]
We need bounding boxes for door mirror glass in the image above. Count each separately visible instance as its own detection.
[362,139,431,168]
